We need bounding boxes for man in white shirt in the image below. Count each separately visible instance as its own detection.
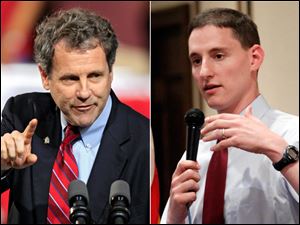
[161,8,299,224]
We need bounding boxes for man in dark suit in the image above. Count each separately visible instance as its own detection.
[1,8,149,224]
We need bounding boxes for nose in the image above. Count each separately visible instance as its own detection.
[76,78,91,101]
[199,58,214,79]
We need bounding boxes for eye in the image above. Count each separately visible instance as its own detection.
[215,53,224,60]
[88,72,103,82]
[88,73,101,79]
[191,58,202,66]
[68,76,78,81]
[89,73,100,78]
[60,75,79,85]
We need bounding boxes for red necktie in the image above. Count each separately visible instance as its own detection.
[47,125,80,224]
[202,144,228,224]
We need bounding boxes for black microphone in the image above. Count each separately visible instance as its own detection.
[68,180,91,224]
[184,108,205,161]
[109,180,131,224]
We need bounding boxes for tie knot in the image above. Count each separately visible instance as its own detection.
[65,124,78,135]
[64,124,80,144]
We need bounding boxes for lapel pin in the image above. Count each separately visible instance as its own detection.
[44,136,50,144]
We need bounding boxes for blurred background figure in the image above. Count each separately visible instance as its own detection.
[1,1,45,63]
[1,2,149,224]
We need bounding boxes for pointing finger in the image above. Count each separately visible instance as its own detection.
[11,131,25,158]
[23,119,38,145]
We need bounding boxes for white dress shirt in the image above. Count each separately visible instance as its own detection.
[161,95,299,224]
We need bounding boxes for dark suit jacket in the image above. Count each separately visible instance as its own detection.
[1,90,149,224]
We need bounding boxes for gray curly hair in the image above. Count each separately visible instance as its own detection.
[34,8,118,75]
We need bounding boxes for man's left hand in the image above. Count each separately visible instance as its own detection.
[201,106,287,162]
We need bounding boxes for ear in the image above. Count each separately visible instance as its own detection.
[249,44,265,72]
[38,65,50,90]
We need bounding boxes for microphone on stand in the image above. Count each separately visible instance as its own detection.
[68,180,91,224]
[184,108,205,161]
[109,180,131,224]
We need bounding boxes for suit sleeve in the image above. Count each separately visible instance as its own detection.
[1,97,16,136]
[1,97,17,193]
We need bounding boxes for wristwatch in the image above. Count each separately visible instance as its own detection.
[273,145,299,171]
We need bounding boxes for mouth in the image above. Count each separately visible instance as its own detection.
[73,104,95,112]
[203,84,222,94]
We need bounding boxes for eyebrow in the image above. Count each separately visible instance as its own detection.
[189,47,229,58]
[59,70,104,79]
[87,70,104,76]
[209,47,228,54]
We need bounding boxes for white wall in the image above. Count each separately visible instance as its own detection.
[253,1,299,116]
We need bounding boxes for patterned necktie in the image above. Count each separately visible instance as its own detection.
[202,143,228,224]
[47,125,80,224]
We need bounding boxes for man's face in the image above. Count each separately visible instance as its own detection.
[188,25,259,114]
[41,40,112,127]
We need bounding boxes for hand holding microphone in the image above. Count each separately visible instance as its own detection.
[185,109,205,223]
[167,109,204,224]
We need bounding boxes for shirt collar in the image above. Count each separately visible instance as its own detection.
[60,95,112,148]
[240,94,271,119]
[80,95,112,148]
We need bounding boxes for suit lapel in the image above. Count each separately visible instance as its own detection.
[87,91,130,223]
[30,94,62,223]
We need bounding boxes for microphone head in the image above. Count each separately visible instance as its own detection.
[184,108,205,126]
[109,180,131,205]
[68,180,89,205]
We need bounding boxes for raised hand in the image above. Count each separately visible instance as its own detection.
[1,119,38,170]
[201,106,287,162]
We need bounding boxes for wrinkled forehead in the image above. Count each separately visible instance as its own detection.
[54,38,103,53]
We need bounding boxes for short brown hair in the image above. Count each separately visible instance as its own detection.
[188,8,260,49]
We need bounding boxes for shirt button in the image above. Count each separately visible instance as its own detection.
[86,144,92,149]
